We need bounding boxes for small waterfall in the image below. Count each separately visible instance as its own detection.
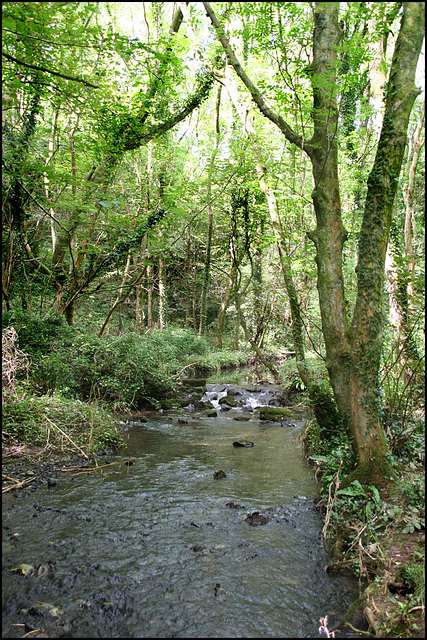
[201,384,228,408]
[201,383,286,410]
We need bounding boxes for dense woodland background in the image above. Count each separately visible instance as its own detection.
[2,4,426,633]
[2,2,425,473]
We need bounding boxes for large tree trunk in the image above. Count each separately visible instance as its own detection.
[204,0,424,480]
[349,2,424,471]
[305,3,352,428]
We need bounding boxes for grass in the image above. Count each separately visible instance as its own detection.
[2,383,122,460]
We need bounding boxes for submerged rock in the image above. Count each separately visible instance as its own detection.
[225,501,243,509]
[189,544,210,553]
[243,511,269,526]
[233,440,254,448]
[213,469,227,479]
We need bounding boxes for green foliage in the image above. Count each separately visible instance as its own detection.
[36,327,209,409]
[400,563,425,604]
[190,348,250,377]
[400,475,425,510]
[306,430,354,486]
[2,310,72,359]
[2,384,121,451]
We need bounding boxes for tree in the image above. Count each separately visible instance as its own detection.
[2,2,214,325]
[203,1,425,481]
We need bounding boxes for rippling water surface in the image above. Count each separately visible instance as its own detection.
[2,390,360,638]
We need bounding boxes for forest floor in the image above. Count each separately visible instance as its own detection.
[363,528,425,638]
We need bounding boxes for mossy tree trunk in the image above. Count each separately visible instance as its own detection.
[204,0,424,480]
[305,2,352,431]
[199,84,222,336]
[349,2,424,470]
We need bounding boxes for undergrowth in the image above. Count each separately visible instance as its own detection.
[2,383,122,457]
[301,379,425,637]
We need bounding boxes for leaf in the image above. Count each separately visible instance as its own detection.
[10,563,34,576]
[336,487,365,497]
[2,17,16,30]
[371,486,381,506]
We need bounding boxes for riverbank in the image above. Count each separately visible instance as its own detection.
[2,444,118,497]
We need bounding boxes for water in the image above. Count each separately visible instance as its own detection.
[2,386,360,638]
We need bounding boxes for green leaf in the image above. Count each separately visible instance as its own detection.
[309,455,329,462]
[336,487,365,497]
[371,486,380,506]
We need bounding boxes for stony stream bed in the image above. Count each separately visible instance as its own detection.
[2,385,362,638]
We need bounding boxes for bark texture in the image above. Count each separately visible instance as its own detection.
[350,2,424,469]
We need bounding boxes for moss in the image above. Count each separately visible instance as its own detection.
[160,398,189,410]
[308,383,342,436]
[338,593,369,631]
[219,395,241,407]
[340,456,397,490]
[183,378,207,388]
[259,406,293,421]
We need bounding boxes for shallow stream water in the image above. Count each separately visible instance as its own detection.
[2,385,360,638]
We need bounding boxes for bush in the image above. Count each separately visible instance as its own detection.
[2,310,72,358]
[2,385,121,452]
[37,327,210,409]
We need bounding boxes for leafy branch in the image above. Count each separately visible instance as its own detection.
[2,51,99,88]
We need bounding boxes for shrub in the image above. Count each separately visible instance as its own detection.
[2,310,70,358]
[37,327,209,409]
[2,386,121,452]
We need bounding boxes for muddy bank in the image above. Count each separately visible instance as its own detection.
[2,448,117,498]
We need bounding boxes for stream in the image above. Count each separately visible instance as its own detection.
[2,384,361,638]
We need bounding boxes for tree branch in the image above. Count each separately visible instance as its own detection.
[202,2,305,151]
[121,70,214,151]
[2,51,99,88]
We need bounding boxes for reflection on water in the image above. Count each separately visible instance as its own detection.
[2,402,360,638]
